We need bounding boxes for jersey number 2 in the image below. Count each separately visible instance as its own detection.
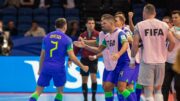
[50,41,58,57]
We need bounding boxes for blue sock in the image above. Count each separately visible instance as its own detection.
[29,98,37,101]
[116,88,126,101]
[105,91,114,101]
[136,84,142,101]
[128,88,137,101]
[117,93,126,101]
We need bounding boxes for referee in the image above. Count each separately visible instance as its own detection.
[69,17,99,101]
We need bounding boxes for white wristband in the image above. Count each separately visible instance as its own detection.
[93,55,97,59]
[130,57,135,64]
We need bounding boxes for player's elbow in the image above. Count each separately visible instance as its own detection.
[128,38,133,44]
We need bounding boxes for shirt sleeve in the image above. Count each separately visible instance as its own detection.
[124,29,133,38]
[96,36,99,45]
[66,38,73,52]
[118,31,128,44]
[134,24,139,34]
[102,39,107,47]
[41,38,45,50]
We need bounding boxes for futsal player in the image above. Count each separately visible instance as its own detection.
[114,12,137,101]
[128,11,144,101]
[74,14,136,101]
[130,4,175,101]
[162,10,180,101]
[29,18,88,101]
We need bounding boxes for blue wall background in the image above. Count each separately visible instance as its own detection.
[11,37,43,56]
[0,56,104,93]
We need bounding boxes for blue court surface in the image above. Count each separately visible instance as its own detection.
[0,93,119,101]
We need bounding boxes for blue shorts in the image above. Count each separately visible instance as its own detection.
[129,63,140,84]
[103,65,120,85]
[103,62,133,85]
[37,71,66,87]
[118,62,134,83]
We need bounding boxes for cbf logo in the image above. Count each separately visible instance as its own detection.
[24,58,105,90]
[119,71,124,77]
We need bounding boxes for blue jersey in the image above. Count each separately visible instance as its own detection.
[116,31,130,64]
[41,30,73,72]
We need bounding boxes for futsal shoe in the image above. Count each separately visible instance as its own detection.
[92,97,96,101]
[29,97,37,101]
[54,99,61,101]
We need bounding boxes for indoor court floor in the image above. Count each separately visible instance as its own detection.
[0,93,174,101]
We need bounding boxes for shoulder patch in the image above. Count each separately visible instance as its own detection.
[121,35,126,40]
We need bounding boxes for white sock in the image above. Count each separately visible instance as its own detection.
[145,96,154,101]
[154,93,163,101]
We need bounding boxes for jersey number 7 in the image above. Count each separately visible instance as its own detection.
[50,41,58,57]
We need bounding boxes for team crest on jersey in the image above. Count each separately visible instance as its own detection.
[121,35,126,40]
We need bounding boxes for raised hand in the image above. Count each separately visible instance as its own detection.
[128,12,134,19]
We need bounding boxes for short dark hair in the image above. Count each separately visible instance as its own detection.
[144,4,156,15]
[86,17,95,23]
[70,20,79,26]
[171,10,180,16]
[32,20,38,23]
[55,18,67,28]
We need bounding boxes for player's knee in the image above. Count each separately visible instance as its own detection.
[90,74,97,83]
[127,84,134,89]
[118,86,126,92]
[103,84,113,91]
[91,76,97,83]
[154,85,162,94]
[117,82,127,92]
[91,78,97,83]
[154,85,162,91]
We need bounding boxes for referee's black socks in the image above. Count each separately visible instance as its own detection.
[92,82,97,101]
[82,83,88,101]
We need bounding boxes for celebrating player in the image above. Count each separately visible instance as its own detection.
[74,14,136,101]
[29,18,88,101]
[131,4,175,101]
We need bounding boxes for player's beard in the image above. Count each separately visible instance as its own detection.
[101,28,109,34]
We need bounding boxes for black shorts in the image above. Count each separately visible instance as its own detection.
[80,57,98,76]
